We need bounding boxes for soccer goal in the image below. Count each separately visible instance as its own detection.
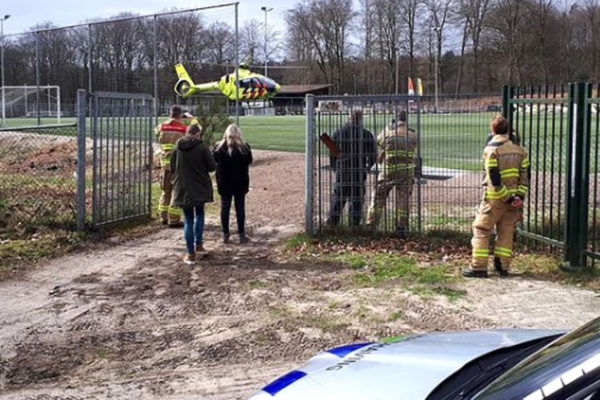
[1,85,62,126]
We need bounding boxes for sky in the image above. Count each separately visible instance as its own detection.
[1,0,299,36]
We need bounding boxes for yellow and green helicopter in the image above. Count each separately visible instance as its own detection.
[174,63,281,101]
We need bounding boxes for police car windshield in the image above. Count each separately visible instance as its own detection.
[472,317,600,400]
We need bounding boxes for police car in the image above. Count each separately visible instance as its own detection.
[249,317,600,400]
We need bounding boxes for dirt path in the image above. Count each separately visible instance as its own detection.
[1,150,599,400]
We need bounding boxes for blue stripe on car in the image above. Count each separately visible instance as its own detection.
[263,370,307,396]
[326,342,374,358]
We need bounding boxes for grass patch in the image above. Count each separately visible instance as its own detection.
[348,254,457,287]
[410,286,467,300]
[512,254,600,291]
[388,311,404,321]
[300,313,350,333]
[248,280,268,289]
[284,233,313,251]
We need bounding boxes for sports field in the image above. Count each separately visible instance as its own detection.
[1,112,570,172]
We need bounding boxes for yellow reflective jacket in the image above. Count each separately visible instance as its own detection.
[482,134,530,202]
[376,121,418,174]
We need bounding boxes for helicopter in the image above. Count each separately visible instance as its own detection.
[174,63,281,101]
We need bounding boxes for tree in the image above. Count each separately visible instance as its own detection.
[240,19,262,63]
[424,0,453,92]
[206,22,234,65]
[286,0,355,92]
[372,0,403,92]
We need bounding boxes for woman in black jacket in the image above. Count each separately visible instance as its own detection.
[213,124,253,244]
[171,124,216,264]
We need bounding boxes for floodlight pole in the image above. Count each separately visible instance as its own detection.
[433,24,440,113]
[261,6,273,77]
[1,15,10,127]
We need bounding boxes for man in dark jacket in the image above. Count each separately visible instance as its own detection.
[327,110,376,227]
[171,124,216,264]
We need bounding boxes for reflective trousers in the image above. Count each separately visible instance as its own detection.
[158,168,181,224]
[367,170,414,231]
[471,200,521,271]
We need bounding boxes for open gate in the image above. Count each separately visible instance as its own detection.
[90,91,154,228]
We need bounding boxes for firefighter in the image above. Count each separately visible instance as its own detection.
[154,105,197,226]
[367,112,418,238]
[463,115,530,278]
[327,110,376,227]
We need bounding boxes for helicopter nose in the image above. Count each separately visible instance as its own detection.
[273,82,281,94]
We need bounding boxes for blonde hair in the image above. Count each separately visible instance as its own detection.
[217,124,248,155]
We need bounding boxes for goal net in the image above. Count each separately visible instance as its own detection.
[1,85,62,126]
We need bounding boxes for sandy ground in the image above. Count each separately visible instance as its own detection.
[1,150,600,400]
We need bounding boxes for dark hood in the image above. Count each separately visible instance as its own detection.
[177,135,201,151]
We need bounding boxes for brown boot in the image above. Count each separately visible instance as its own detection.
[195,243,206,253]
[183,253,195,265]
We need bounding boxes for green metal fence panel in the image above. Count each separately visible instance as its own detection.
[90,92,153,228]
[306,94,501,235]
[508,85,569,249]
[584,83,600,265]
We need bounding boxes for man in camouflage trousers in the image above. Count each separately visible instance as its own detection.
[463,115,530,278]
[154,105,197,226]
[367,112,418,237]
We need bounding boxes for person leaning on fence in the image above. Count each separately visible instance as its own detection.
[213,124,253,244]
[170,124,216,265]
[367,111,418,238]
[327,110,377,227]
[463,115,530,278]
[154,105,198,227]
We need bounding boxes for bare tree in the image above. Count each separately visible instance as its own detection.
[286,0,355,92]
[240,19,262,63]
[206,22,233,65]
[424,0,453,91]
[372,0,403,92]
[399,0,421,78]
[458,0,491,91]
[487,0,527,85]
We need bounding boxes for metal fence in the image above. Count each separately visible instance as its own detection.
[90,91,154,227]
[305,94,501,235]
[586,83,600,267]
[506,86,569,248]
[504,83,600,269]
[0,123,78,240]
[1,2,239,127]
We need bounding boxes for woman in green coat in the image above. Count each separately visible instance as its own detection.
[170,124,216,264]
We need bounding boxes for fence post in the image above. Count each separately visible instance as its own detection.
[502,85,515,132]
[305,94,315,235]
[76,89,87,231]
[563,82,591,270]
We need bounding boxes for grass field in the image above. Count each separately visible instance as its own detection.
[1,113,577,172]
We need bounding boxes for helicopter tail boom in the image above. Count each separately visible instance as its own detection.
[174,64,218,98]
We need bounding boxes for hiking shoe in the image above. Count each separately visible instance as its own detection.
[494,257,509,276]
[183,253,196,265]
[239,235,249,244]
[461,268,488,278]
[223,234,230,244]
[195,243,206,253]
[168,221,184,228]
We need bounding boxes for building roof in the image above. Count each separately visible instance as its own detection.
[279,84,334,95]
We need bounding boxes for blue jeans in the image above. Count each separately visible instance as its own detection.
[182,205,205,254]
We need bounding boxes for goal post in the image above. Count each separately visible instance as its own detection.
[0,85,61,126]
